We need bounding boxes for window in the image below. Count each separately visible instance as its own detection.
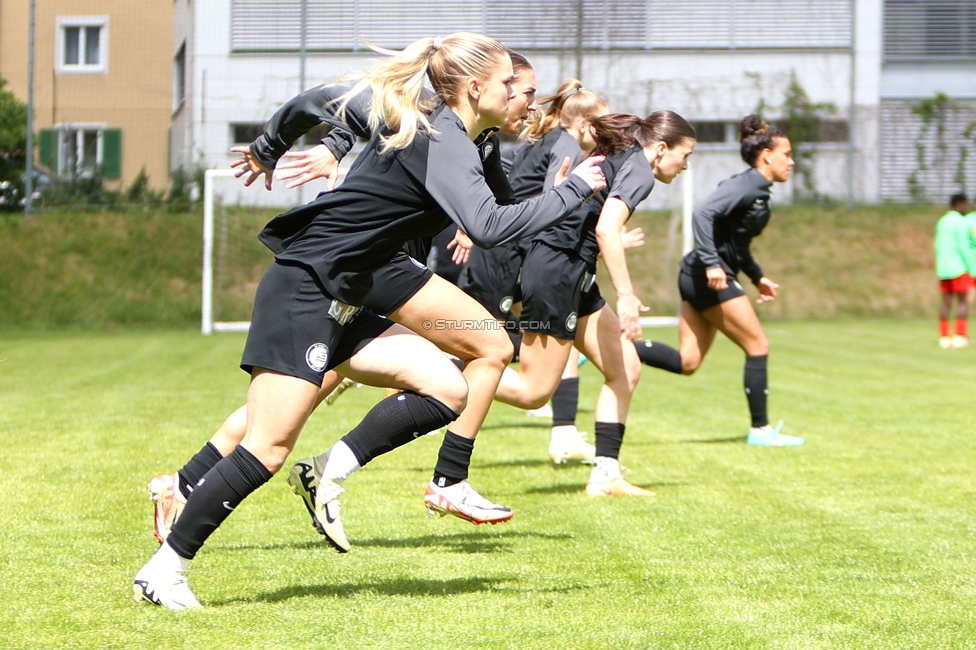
[62,128,102,175]
[231,123,265,145]
[689,121,729,143]
[174,43,187,111]
[57,16,108,73]
[231,123,330,146]
[38,126,122,179]
[687,119,849,147]
[884,0,976,61]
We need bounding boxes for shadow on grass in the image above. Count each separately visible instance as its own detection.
[356,529,574,552]
[524,479,684,495]
[209,575,511,605]
[480,421,552,431]
[680,435,748,444]
[212,530,573,555]
[474,457,552,469]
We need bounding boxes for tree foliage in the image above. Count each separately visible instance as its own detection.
[0,75,28,209]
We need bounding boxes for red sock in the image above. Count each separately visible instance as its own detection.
[940,320,950,337]
[956,320,968,337]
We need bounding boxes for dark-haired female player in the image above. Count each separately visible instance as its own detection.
[633,115,804,446]
[493,110,696,496]
[133,33,605,610]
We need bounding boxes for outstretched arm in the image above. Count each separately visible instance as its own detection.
[424,128,606,249]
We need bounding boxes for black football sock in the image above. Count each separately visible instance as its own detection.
[634,340,682,374]
[178,442,223,498]
[593,421,625,460]
[551,377,580,427]
[166,446,272,560]
[432,431,475,487]
[744,354,769,428]
[340,392,459,466]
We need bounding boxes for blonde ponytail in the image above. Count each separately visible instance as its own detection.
[522,79,606,143]
[337,33,508,152]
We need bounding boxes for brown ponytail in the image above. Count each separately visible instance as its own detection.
[589,110,696,157]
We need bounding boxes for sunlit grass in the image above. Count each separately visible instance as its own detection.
[1,320,974,648]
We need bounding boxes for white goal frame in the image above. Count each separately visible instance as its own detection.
[202,168,251,334]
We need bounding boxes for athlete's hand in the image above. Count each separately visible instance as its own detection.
[446,229,474,265]
[276,144,341,190]
[553,156,572,187]
[617,293,650,340]
[229,146,273,190]
[571,155,607,195]
[756,277,779,303]
[621,225,645,250]
[706,266,728,291]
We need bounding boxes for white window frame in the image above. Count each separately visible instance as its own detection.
[173,42,187,113]
[56,16,109,75]
[55,123,106,176]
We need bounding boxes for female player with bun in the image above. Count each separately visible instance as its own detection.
[634,115,804,446]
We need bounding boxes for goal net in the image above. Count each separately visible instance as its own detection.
[201,169,306,334]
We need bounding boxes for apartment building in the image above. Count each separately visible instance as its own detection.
[0,0,173,190]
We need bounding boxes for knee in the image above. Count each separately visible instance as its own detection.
[751,336,770,357]
[257,447,291,475]
[423,362,469,414]
[522,390,552,410]
[473,330,513,368]
[438,372,469,414]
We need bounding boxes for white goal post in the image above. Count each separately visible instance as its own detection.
[201,166,695,334]
[202,169,303,334]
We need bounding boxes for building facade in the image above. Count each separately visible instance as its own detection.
[172,0,975,207]
[0,0,173,190]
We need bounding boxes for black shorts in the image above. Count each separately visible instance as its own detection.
[678,269,747,313]
[242,261,393,385]
[519,241,605,340]
[458,241,525,319]
[361,251,434,316]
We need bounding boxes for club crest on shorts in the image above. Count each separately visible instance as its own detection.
[499,295,514,314]
[306,343,329,372]
[565,312,578,332]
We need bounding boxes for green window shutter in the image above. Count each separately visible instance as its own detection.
[102,128,122,178]
[38,129,58,171]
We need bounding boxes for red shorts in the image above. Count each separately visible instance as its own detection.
[940,273,974,294]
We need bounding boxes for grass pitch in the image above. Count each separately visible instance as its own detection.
[1,320,974,649]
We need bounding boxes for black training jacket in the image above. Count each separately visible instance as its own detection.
[259,104,593,305]
[534,144,655,266]
[680,167,772,284]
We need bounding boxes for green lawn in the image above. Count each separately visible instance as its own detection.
[1,320,974,649]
